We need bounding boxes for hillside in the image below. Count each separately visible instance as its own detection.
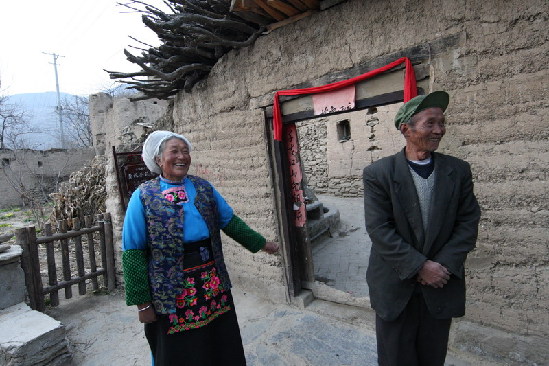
[6,92,78,150]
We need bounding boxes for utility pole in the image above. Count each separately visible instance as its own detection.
[43,52,66,149]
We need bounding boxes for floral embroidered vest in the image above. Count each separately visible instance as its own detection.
[139,175,232,314]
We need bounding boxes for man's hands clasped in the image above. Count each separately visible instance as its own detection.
[417,260,450,288]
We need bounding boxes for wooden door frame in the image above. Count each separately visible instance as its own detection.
[266,87,430,299]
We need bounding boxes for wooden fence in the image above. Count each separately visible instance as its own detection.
[16,213,115,312]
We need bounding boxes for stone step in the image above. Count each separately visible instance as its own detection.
[0,303,71,366]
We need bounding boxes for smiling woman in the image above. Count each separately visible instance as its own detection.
[155,138,192,181]
[121,130,279,365]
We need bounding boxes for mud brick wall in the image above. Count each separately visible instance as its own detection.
[170,0,548,362]
[91,0,547,362]
[0,148,95,208]
[89,94,171,282]
[172,99,287,303]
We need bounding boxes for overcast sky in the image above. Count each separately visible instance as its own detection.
[0,0,161,96]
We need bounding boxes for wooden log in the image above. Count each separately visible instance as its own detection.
[299,0,319,9]
[266,9,316,32]
[73,218,86,295]
[27,227,46,311]
[85,216,99,290]
[44,223,59,307]
[267,0,300,16]
[285,0,308,11]
[104,213,116,291]
[43,269,106,293]
[253,0,287,21]
[97,214,108,288]
[17,228,38,310]
[58,220,72,299]
[35,226,100,244]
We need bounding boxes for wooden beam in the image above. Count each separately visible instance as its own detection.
[232,9,273,25]
[300,0,320,9]
[231,0,274,23]
[320,0,347,10]
[254,0,287,21]
[285,0,309,11]
[266,10,316,32]
[231,0,259,11]
[267,0,300,17]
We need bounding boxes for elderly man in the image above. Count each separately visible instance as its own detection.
[363,91,481,366]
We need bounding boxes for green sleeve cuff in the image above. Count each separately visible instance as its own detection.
[122,249,152,306]
[222,215,266,253]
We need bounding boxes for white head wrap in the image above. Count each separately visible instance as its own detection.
[142,130,192,174]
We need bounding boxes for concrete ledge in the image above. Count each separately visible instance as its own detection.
[290,289,314,309]
[0,303,71,366]
[450,320,549,366]
[0,245,26,310]
[304,280,371,309]
[0,245,22,265]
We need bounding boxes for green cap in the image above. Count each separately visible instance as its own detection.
[394,91,449,129]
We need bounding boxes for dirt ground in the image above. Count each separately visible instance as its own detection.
[0,207,38,241]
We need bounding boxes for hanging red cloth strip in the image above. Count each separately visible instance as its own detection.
[272,57,417,141]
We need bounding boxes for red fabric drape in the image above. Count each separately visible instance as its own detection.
[272,57,417,141]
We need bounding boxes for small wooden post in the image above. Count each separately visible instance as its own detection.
[26,227,45,311]
[85,215,99,290]
[17,228,38,310]
[44,223,59,306]
[73,217,86,295]
[104,213,116,291]
[97,214,108,288]
[58,219,72,299]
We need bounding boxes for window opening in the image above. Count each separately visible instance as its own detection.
[337,119,351,142]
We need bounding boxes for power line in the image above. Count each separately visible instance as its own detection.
[42,52,66,149]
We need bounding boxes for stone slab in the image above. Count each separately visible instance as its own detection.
[0,245,22,264]
[0,303,70,366]
[0,261,26,310]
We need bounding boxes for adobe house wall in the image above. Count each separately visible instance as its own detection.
[91,0,548,362]
[0,148,95,208]
[170,0,548,363]
[88,94,171,279]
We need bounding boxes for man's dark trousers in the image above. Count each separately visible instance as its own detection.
[376,291,452,366]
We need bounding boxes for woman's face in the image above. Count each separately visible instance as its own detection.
[156,138,191,181]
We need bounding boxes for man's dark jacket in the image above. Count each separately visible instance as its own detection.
[363,149,481,321]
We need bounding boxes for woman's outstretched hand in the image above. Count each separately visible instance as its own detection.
[262,241,279,254]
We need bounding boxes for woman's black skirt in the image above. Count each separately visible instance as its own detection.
[144,239,246,366]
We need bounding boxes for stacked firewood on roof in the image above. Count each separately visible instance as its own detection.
[106,0,320,101]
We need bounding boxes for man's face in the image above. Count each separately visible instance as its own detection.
[401,107,446,154]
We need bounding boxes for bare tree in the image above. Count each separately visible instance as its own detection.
[1,147,74,228]
[106,0,265,100]
[101,83,137,98]
[60,95,93,147]
[0,94,32,149]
